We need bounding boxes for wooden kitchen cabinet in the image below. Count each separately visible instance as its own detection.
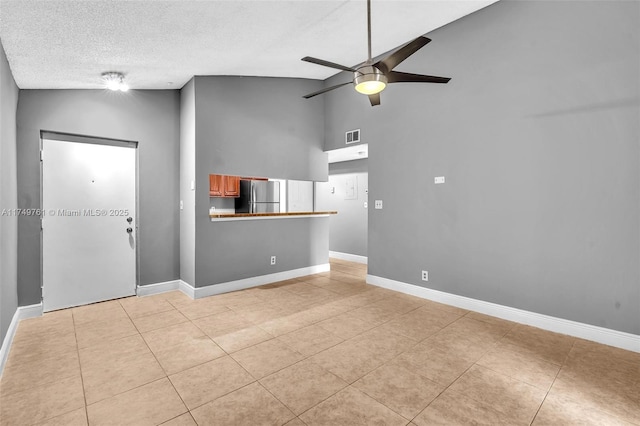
[223,175,240,197]
[209,174,223,197]
[209,174,240,197]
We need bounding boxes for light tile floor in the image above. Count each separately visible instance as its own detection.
[1,259,639,425]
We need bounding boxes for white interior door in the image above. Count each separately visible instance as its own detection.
[42,139,137,311]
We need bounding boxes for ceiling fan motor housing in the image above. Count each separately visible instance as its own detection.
[353,65,388,95]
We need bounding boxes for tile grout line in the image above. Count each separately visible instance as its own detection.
[253,380,298,422]
[71,308,91,425]
[383,327,465,423]
[116,297,197,423]
[272,304,435,423]
[169,277,391,419]
[7,309,88,424]
[186,380,258,414]
[527,337,578,425]
[157,293,268,418]
[159,285,505,424]
[404,316,510,424]
[345,367,422,423]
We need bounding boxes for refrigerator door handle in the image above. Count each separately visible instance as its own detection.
[251,184,257,213]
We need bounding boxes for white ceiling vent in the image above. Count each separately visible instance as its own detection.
[345,129,360,145]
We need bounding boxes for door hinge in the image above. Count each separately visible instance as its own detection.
[40,150,43,161]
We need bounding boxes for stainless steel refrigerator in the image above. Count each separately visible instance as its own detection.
[235,180,280,213]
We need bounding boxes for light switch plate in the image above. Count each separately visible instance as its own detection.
[374,200,383,209]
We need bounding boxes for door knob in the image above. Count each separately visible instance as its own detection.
[126,227,133,234]
[126,217,133,223]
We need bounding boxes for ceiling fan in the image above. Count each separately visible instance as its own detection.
[301,0,451,106]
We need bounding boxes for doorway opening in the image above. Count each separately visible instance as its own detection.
[316,144,368,265]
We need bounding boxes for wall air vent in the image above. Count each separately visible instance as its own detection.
[345,129,360,145]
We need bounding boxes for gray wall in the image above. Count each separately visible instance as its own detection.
[196,218,329,285]
[192,76,329,287]
[0,40,19,343]
[180,79,196,286]
[17,90,180,305]
[316,159,368,257]
[324,1,640,334]
[193,76,327,181]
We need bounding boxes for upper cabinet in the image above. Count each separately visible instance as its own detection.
[209,174,223,196]
[223,175,240,197]
[209,174,241,197]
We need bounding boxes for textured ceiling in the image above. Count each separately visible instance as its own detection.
[0,0,497,90]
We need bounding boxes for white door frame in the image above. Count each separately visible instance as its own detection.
[39,130,140,308]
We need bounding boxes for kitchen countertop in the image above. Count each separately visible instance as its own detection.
[210,211,337,221]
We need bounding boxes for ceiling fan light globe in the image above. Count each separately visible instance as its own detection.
[353,66,388,95]
[355,80,386,95]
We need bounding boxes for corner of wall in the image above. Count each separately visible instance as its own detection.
[179,78,196,286]
[0,37,20,345]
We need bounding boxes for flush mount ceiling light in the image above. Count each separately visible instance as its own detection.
[101,72,129,92]
[302,0,450,106]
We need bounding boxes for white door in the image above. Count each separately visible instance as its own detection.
[42,139,137,311]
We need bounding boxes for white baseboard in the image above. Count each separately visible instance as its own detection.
[0,303,43,378]
[136,280,180,297]
[179,280,195,299]
[367,274,640,354]
[137,265,331,300]
[329,251,368,264]
[182,264,331,299]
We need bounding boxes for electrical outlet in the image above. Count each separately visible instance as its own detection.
[422,270,428,281]
[374,200,383,209]
[434,176,445,184]
[270,256,276,265]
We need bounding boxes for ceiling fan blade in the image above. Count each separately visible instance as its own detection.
[303,82,352,99]
[375,36,431,73]
[301,56,358,73]
[387,71,451,84]
[368,93,380,106]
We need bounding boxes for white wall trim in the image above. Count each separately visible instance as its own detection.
[329,251,367,264]
[181,264,331,299]
[367,274,640,353]
[0,303,44,377]
[136,280,180,297]
[178,280,196,299]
